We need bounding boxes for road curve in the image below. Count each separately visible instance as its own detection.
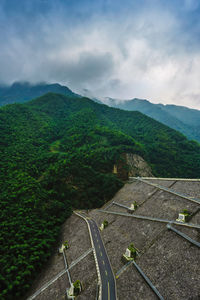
[88,218,117,300]
[75,212,117,300]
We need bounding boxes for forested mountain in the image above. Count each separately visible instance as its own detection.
[1,93,200,299]
[101,97,200,143]
[0,82,78,106]
[1,81,200,143]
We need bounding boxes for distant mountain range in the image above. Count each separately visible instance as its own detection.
[0,81,200,143]
[97,97,200,143]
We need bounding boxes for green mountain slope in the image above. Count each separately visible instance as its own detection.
[103,97,200,142]
[1,93,200,299]
[0,82,79,106]
[0,96,141,300]
[28,93,200,177]
[1,81,199,143]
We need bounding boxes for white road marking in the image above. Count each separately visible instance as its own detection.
[108,281,110,300]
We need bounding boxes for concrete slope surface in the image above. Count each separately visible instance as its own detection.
[26,178,200,300]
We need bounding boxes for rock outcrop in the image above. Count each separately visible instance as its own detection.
[126,153,153,177]
[113,153,153,180]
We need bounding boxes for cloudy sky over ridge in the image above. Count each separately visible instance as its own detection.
[0,0,200,109]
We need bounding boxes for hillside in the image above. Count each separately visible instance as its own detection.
[1,93,200,299]
[0,82,78,106]
[0,95,142,300]
[27,178,200,300]
[1,81,200,143]
[26,93,200,178]
[101,97,200,143]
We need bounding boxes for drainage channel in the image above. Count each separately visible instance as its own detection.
[112,201,129,209]
[130,177,200,182]
[132,177,200,205]
[132,261,165,300]
[27,248,93,300]
[98,209,200,230]
[115,258,165,299]
[63,250,73,287]
[167,223,200,248]
[68,248,93,270]
[27,269,67,300]
[115,260,134,278]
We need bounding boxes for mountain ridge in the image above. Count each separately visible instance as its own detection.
[99,97,200,142]
[1,81,199,143]
[1,92,200,299]
[0,82,200,142]
[0,81,79,106]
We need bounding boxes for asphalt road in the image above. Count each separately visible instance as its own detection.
[88,218,117,300]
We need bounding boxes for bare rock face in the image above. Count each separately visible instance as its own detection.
[126,153,153,177]
[113,153,153,180]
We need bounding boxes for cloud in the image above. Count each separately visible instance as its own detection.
[39,51,115,87]
[0,0,200,109]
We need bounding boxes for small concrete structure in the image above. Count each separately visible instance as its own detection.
[176,213,186,222]
[66,281,82,298]
[125,248,131,258]
[128,202,138,214]
[123,243,137,262]
[59,244,66,254]
[66,284,74,299]
[100,220,108,231]
[129,203,136,211]
[100,223,104,231]
[59,241,69,253]
[176,212,190,222]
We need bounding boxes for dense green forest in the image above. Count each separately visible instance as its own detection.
[1,81,200,143]
[0,93,200,299]
[103,97,200,143]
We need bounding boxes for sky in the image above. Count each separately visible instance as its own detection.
[0,0,200,109]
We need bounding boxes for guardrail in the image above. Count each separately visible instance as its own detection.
[74,212,102,300]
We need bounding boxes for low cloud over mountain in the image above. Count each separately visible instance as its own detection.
[0,0,200,109]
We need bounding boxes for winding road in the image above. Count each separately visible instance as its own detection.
[75,212,117,300]
[88,218,117,300]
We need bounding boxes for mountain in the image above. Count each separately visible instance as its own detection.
[0,81,79,106]
[1,93,200,299]
[1,82,199,143]
[101,97,200,143]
